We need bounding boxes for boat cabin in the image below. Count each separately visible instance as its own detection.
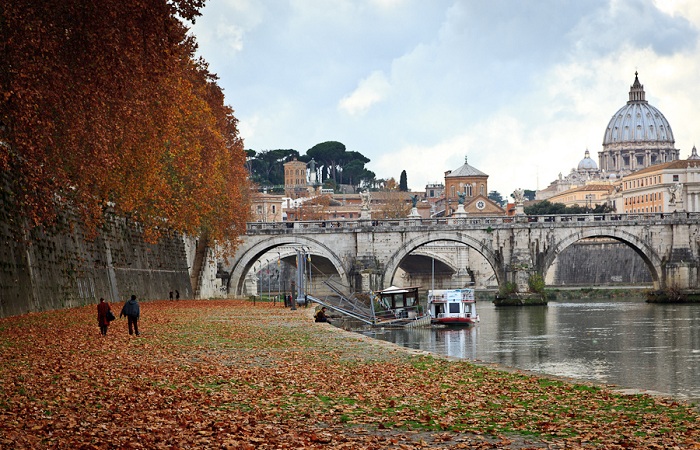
[374,286,421,319]
[428,288,479,325]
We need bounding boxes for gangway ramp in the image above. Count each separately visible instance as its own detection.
[305,280,376,325]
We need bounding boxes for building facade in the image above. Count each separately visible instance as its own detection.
[616,149,700,213]
[444,157,505,216]
[283,158,309,199]
[250,192,284,222]
[546,184,614,209]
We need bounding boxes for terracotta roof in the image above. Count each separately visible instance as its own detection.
[630,160,700,177]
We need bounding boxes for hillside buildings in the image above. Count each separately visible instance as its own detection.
[252,154,505,222]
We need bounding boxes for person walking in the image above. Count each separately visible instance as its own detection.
[97,297,112,336]
[175,290,180,300]
[120,295,141,336]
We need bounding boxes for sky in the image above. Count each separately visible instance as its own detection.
[189,0,700,199]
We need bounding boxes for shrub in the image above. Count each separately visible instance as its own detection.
[528,273,545,294]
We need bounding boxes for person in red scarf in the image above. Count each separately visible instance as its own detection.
[97,298,112,336]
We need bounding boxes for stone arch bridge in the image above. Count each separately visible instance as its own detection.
[222,212,700,296]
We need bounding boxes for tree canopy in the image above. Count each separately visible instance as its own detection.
[305,141,373,187]
[488,191,505,206]
[0,0,250,250]
[525,200,614,215]
[247,149,299,188]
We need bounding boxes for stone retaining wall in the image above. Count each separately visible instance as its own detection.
[0,188,192,318]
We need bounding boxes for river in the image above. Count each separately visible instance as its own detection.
[360,297,700,401]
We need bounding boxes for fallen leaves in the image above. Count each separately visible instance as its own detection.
[0,299,698,449]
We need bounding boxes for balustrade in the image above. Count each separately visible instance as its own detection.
[246,212,700,234]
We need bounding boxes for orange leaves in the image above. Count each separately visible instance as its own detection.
[1,0,249,251]
[0,300,699,448]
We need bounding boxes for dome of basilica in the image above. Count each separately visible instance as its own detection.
[602,73,674,145]
[598,72,679,173]
[577,150,598,171]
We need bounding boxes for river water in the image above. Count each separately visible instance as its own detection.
[360,297,700,401]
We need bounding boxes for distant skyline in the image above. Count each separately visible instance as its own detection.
[190,0,700,199]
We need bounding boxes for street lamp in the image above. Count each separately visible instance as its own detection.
[256,259,262,301]
[293,247,308,310]
[304,246,312,297]
[277,251,282,306]
[265,259,271,302]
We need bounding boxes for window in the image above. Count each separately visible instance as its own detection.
[673,175,679,182]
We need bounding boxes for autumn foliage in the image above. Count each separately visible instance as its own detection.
[0,0,249,248]
[0,300,698,449]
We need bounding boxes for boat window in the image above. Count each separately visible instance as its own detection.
[449,303,460,314]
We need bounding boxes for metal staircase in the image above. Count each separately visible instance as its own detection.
[306,279,375,325]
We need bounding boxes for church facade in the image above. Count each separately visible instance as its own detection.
[443,157,505,216]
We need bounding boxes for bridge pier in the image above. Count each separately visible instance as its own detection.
[351,257,384,293]
[662,227,699,290]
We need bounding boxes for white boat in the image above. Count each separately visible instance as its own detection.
[428,288,480,326]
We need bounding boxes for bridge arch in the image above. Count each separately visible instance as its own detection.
[403,249,459,273]
[542,228,663,289]
[382,231,503,289]
[227,235,349,296]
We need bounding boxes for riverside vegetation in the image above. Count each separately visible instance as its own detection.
[1,300,698,449]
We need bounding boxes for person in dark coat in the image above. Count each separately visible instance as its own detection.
[97,297,112,336]
[120,295,141,336]
[314,307,331,323]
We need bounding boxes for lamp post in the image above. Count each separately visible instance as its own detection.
[293,247,306,310]
[277,252,282,306]
[304,246,312,298]
[265,259,271,302]
[256,260,262,302]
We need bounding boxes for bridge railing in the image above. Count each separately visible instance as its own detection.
[246,211,700,232]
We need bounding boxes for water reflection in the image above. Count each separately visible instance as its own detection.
[361,297,700,401]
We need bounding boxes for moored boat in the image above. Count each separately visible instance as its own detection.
[428,288,479,325]
[371,286,432,327]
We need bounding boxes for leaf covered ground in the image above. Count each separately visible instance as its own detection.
[0,300,698,449]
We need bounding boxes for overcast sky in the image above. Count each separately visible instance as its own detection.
[190,0,700,198]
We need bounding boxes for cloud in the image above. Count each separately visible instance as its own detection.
[338,71,391,116]
[570,0,697,56]
[191,0,700,197]
[189,0,266,58]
